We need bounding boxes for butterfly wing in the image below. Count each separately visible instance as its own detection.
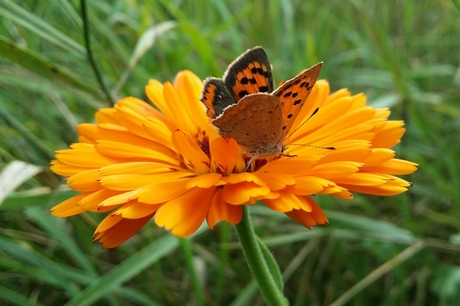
[213,93,284,155]
[201,77,238,119]
[273,62,323,135]
[223,46,274,101]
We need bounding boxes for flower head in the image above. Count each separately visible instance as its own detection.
[51,70,417,248]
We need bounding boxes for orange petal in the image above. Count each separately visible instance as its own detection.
[307,161,362,179]
[285,176,332,195]
[56,144,117,168]
[207,188,243,228]
[99,171,193,191]
[51,193,88,217]
[210,137,245,174]
[93,213,154,248]
[155,187,215,236]
[221,182,270,204]
[372,121,405,148]
[132,179,190,204]
[172,130,209,174]
[99,162,178,176]
[120,202,161,218]
[95,140,177,165]
[79,189,123,212]
[361,148,395,166]
[334,173,387,186]
[186,173,223,188]
[259,157,318,175]
[264,193,311,212]
[254,172,296,190]
[67,169,102,192]
[362,159,418,175]
[99,191,134,207]
[173,70,210,130]
[285,198,328,228]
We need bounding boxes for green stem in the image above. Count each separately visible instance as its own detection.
[235,206,288,306]
[80,0,114,105]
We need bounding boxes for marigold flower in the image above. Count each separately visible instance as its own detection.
[51,70,417,248]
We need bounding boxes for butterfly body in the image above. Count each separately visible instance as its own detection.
[201,46,322,160]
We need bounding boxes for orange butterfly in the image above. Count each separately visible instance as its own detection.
[201,46,322,161]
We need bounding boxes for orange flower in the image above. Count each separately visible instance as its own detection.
[51,71,417,248]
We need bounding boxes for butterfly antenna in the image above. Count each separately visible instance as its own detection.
[284,107,319,141]
[284,107,336,151]
[287,143,335,150]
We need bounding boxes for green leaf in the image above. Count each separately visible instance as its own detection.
[65,226,207,306]
[0,35,101,97]
[0,0,85,57]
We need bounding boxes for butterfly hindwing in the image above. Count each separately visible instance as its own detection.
[273,62,323,135]
[223,46,274,101]
[213,93,284,155]
[201,77,238,119]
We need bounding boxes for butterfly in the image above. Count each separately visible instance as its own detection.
[200,46,322,163]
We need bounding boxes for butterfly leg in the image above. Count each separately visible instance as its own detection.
[244,154,258,172]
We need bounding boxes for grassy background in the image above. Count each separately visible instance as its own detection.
[1,0,460,305]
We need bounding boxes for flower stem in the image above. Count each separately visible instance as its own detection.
[235,206,288,306]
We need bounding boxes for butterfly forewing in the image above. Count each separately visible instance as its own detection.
[223,47,274,101]
[273,62,323,136]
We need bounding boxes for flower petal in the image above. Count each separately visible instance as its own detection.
[207,188,243,227]
[363,158,418,175]
[51,193,88,217]
[132,179,190,204]
[285,198,328,227]
[210,137,245,174]
[172,130,210,174]
[93,213,154,248]
[155,187,215,236]
[222,182,270,205]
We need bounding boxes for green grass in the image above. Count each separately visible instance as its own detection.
[1,0,459,305]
